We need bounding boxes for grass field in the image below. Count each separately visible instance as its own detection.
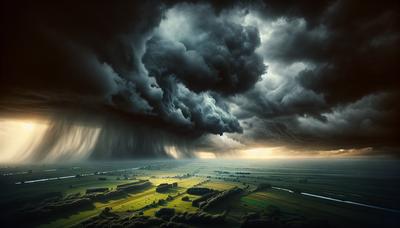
[0,159,399,227]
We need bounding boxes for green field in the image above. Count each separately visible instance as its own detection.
[0,159,399,227]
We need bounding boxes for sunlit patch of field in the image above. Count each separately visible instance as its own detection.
[142,199,199,217]
[139,177,204,216]
[198,180,240,191]
[143,194,199,217]
[36,176,206,226]
[166,194,200,212]
[108,188,160,212]
[148,177,204,188]
[90,177,204,213]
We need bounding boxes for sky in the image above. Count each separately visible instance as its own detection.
[0,0,399,162]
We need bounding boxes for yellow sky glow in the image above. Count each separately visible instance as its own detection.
[0,118,102,163]
[195,151,217,159]
[194,146,375,159]
[0,119,48,163]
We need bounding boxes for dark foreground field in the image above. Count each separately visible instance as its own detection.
[0,159,399,228]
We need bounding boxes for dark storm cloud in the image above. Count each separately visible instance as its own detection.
[0,1,251,125]
[0,0,262,159]
[235,93,399,152]
[143,3,265,94]
[157,77,242,135]
[0,0,166,120]
[234,62,327,120]
[253,0,400,105]
[230,0,400,153]
[1,0,399,159]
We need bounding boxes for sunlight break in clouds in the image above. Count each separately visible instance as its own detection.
[0,119,48,163]
[0,119,101,163]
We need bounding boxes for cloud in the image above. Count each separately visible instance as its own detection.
[0,1,259,160]
[295,93,399,148]
[143,3,265,94]
[0,0,399,160]
[158,77,242,135]
[222,1,400,155]
[233,61,326,119]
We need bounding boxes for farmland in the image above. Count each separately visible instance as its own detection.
[0,159,399,227]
